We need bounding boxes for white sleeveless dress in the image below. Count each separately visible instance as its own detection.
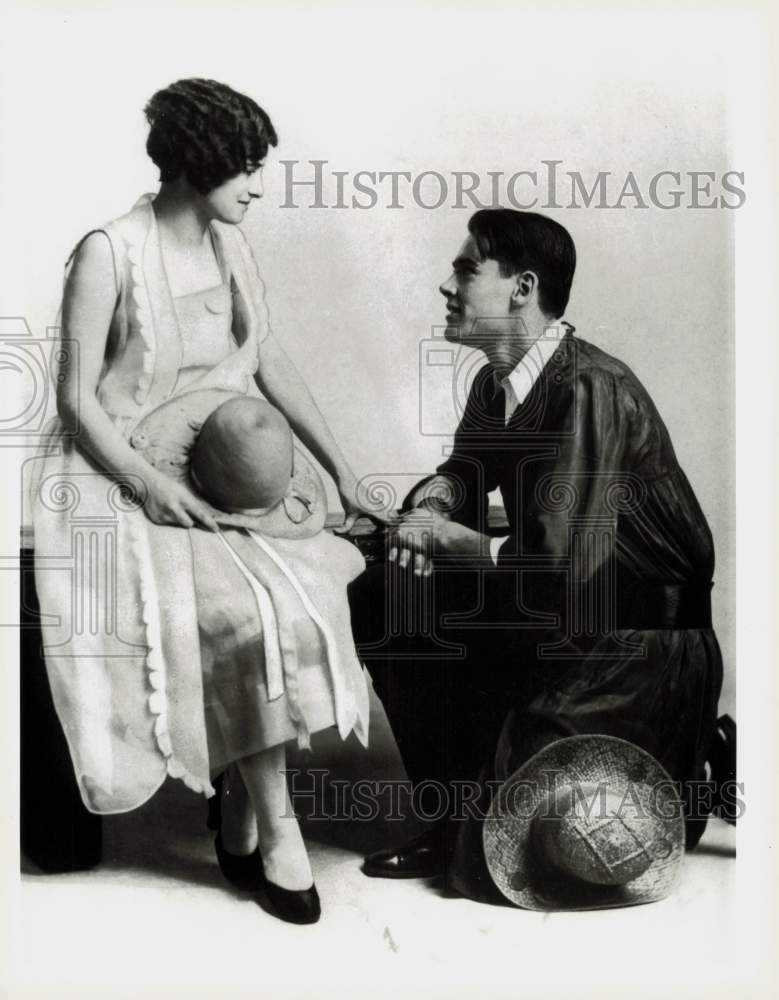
[27,195,370,815]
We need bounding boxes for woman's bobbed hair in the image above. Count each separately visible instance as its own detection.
[145,78,278,195]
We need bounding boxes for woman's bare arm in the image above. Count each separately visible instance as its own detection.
[57,233,218,530]
[254,332,386,528]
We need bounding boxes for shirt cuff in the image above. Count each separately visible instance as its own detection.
[489,535,509,565]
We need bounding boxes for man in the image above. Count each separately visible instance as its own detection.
[347,209,725,903]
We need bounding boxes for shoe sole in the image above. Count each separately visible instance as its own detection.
[361,864,443,879]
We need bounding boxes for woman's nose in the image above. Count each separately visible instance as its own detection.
[248,170,264,199]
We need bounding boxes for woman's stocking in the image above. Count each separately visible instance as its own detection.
[237,745,313,891]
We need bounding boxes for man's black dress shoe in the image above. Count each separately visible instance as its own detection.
[262,881,321,925]
[362,828,448,879]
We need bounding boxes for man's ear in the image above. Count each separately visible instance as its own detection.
[510,270,538,308]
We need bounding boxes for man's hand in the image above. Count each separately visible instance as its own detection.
[387,508,491,576]
[387,508,439,576]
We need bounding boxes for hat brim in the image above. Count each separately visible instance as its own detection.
[129,388,326,539]
[482,734,685,911]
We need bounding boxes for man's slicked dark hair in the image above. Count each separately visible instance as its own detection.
[145,78,278,195]
[467,209,576,318]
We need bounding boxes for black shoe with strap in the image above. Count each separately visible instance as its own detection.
[210,772,321,923]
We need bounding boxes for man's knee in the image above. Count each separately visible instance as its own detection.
[347,562,389,646]
[349,561,438,646]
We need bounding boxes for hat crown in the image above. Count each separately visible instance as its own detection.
[191,397,293,512]
[532,782,657,887]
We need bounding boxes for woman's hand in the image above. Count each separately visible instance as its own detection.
[254,334,393,533]
[141,471,220,532]
[333,475,394,535]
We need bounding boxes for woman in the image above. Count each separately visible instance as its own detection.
[30,78,377,925]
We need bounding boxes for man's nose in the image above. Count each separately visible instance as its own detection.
[439,274,456,296]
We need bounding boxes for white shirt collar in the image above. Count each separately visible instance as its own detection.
[499,322,568,423]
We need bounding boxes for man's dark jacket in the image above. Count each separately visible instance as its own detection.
[352,331,724,903]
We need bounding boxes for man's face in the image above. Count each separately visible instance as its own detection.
[439,235,518,343]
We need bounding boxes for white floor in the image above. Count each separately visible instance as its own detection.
[14,693,738,998]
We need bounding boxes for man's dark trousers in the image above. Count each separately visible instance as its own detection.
[348,556,544,806]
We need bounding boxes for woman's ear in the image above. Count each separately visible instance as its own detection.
[510,269,538,307]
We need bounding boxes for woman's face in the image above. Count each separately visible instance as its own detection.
[204,165,264,224]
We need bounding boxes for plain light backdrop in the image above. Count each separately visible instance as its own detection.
[2,5,736,712]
